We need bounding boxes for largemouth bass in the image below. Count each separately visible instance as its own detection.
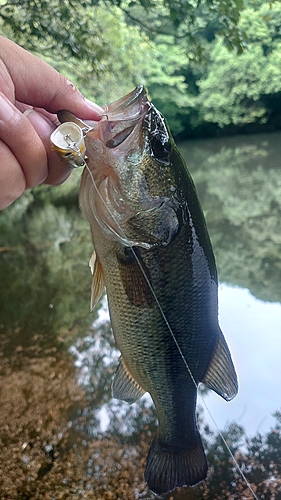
[56,86,238,495]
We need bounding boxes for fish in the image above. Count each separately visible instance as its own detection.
[56,85,238,495]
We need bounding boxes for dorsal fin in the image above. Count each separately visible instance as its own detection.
[89,251,105,311]
[112,357,146,404]
[202,328,238,401]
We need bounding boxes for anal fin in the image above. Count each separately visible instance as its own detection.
[202,328,238,401]
[112,357,146,404]
[89,251,105,311]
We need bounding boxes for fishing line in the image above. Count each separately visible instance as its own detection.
[82,161,260,500]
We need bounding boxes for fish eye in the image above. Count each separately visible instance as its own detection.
[150,137,170,165]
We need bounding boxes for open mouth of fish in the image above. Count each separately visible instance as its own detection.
[54,85,168,163]
[99,85,151,148]
[96,85,170,160]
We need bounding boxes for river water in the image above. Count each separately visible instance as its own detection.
[1,131,281,499]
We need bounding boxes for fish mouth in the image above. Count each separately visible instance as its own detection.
[58,86,170,157]
[104,84,149,117]
[99,85,171,161]
[58,85,150,149]
[102,85,171,163]
[99,85,150,148]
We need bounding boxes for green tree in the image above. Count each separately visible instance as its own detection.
[0,0,248,137]
[0,0,246,62]
[0,0,108,71]
[142,34,192,135]
[194,3,281,129]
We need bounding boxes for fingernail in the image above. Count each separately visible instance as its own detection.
[24,109,54,137]
[85,98,104,115]
[0,94,15,121]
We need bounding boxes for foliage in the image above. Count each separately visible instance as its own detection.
[0,0,251,138]
[0,0,246,61]
[142,35,192,135]
[45,6,154,106]
[2,0,281,136]
[196,40,281,128]
[189,2,281,131]
[0,0,108,73]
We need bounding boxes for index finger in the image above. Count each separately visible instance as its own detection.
[0,36,103,119]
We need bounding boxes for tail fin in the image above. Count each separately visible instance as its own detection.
[144,432,207,495]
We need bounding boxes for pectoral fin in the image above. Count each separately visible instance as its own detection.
[112,357,146,404]
[202,328,238,401]
[89,251,105,311]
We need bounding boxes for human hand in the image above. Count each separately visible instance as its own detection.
[0,35,104,210]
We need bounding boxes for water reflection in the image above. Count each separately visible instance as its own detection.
[1,132,281,498]
[210,284,281,434]
[181,131,281,303]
